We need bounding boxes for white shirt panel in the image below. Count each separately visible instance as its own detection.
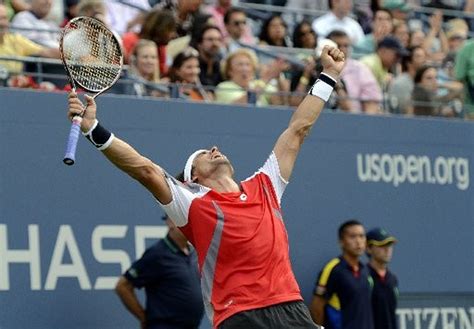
[244,151,288,206]
[156,171,210,227]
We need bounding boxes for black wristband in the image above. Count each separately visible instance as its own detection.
[84,121,114,150]
[318,73,337,88]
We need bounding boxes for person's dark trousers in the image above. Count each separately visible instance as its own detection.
[218,301,322,329]
[147,322,199,329]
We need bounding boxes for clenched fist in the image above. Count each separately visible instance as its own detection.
[319,46,345,80]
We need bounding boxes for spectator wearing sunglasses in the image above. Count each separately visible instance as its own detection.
[223,7,256,54]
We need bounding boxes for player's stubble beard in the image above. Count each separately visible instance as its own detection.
[212,157,234,177]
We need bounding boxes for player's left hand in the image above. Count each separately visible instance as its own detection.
[319,46,345,80]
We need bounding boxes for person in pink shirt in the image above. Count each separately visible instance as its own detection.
[328,30,383,114]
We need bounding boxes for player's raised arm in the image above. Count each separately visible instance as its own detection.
[67,92,172,204]
[273,46,345,181]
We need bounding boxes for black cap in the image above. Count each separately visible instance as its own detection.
[378,36,409,56]
[366,227,397,246]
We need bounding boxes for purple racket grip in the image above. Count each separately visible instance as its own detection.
[63,116,83,165]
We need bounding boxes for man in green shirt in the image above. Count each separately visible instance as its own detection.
[454,40,474,119]
[360,36,408,90]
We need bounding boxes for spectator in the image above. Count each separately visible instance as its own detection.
[412,64,463,117]
[328,30,383,114]
[215,48,289,106]
[205,0,231,36]
[366,228,399,329]
[77,0,107,24]
[290,20,318,100]
[292,20,318,52]
[105,0,150,36]
[445,18,469,54]
[152,0,203,37]
[11,0,60,48]
[408,29,425,48]
[454,39,474,119]
[167,47,213,102]
[205,0,254,44]
[122,10,177,76]
[360,36,408,90]
[353,1,374,34]
[392,19,409,48]
[309,220,374,329]
[126,39,165,97]
[61,0,79,27]
[388,46,427,114]
[312,0,365,45]
[115,214,204,329]
[289,56,317,107]
[258,14,290,47]
[0,3,59,76]
[289,22,318,106]
[192,24,224,88]
[422,10,448,65]
[257,14,291,65]
[356,9,393,56]
[223,7,256,54]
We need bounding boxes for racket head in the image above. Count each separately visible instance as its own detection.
[59,16,123,94]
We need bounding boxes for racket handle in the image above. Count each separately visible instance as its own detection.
[63,116,83,165]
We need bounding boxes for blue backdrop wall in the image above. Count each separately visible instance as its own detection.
[0,89,473,329]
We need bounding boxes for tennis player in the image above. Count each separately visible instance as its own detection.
[67,46,344,329]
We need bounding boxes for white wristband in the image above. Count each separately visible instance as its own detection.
[308,73,337,102]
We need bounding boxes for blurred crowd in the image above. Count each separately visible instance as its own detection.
[0,0,473,119]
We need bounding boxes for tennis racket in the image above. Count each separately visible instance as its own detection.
[60,16,123,165]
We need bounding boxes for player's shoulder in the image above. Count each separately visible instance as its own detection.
[317,257,342,285]
[322,257,342,272]
[142,240,166,256]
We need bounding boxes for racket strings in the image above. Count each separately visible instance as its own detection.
[61,19,122,92]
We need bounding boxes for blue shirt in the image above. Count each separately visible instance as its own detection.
[124,235,204,328]
[369,265,398,329]
[314,256,374,329]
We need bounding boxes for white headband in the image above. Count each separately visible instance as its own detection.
[184,149,206,182]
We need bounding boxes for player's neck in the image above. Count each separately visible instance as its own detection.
[342,253,360,269]
[203,175,240,193]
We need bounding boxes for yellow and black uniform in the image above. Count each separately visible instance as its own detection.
[313,256,374,329]
[368,265,398,329]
